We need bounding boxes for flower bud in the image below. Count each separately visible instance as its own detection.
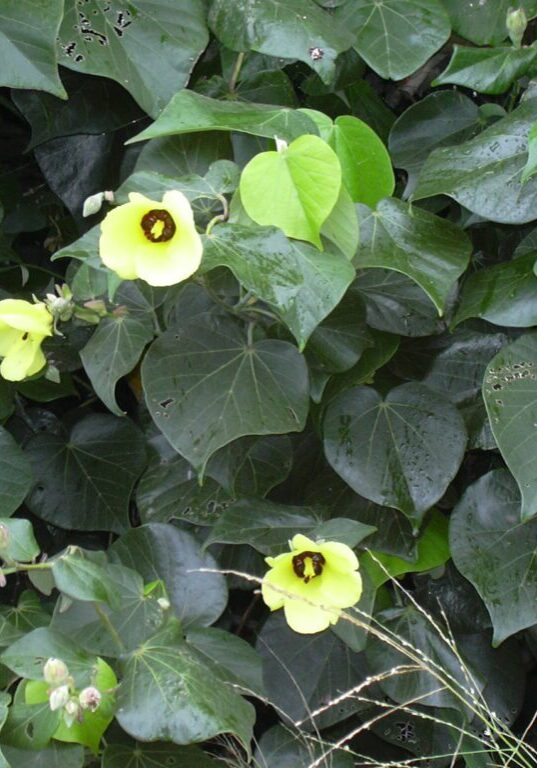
[43,658,70,687]
[78,686,102,712]
[0,525,10,550]
[49,684,70,711]
[157,597,170,610]
[63,698,81,727]
[507,8,527,47]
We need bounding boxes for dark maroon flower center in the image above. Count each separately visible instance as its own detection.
[141,209,176,243]
[292,550,326,583]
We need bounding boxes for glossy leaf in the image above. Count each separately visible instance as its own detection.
[522,120,537,182]
[0,428,32,517]
[483,333,537,521]
[116,619,255,751]
[324,383,467,528]
[128,90,318,144]
[442,0,537,45]
[389,91,480,195]
[57,0,209,117]
[321,185,360,259]
[141,314,309,473]
[239,134,341,248]
[209,0,355,83]
[306,291,371,373]
[355,199,471,315]
[102,742,216,768]
[335,0,450,80]
[413,98,537,224]
[450,469,537,644]
[206,435,292,497]
[434,44,537,95]
[202,224,355,347]
[0,519,39,563]
[25,414,147,533]
[204,498,322,554]
[327,115,394,206]
[453,253,537,328]
[111,523,228,628]
[0,0,65,97]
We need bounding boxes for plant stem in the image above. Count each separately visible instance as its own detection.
[229,52,245,92]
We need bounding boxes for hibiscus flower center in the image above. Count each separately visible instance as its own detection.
[141,209,176,243]
[292,550,326,583]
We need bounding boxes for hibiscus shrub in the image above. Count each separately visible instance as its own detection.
[1,1,537,766]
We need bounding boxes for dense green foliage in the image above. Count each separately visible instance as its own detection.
[1,1,537,766]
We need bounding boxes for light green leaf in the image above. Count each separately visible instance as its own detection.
[209,0,355,83]
[0,0,66,97]
[453,252,537,328]
[57,0,209,117]
[335,0,450,80]
[413,98,537,224]
[321,185,360,259]
[522,120,537,182]
[483,333,537,521]
[0,427,32,517]
[111,523,227,629]
[0,518,39,563]
[25,414,147,534]
[141,314,309,474]
[127,90,318,144]
[327,115,394,206]
[355,199,471,315]
[202,224,355,347]
[116,619,255,752]
[450,469,537,645]
[433,44,537,95]
[239,134,341,248]
[323,383,467,528]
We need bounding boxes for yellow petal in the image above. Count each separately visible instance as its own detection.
[0,333,47,381]
[0,300,52,336]
[99,196,149,280]
[133,226,202,287]
[319,541,359,573]
[0,324,21,356]
[317,567,363,609]
[283,595,336,634]
[261,554,296,610]
[289,533,319,553]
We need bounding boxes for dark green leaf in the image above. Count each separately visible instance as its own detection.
[433,44,537,95]
[2,688,59,750]
[116,619,255,751]
[335,0,450,80]
[257,611,368,728]
[353,269,444,337]
[141,314,309,473]
[442,0,537,45]
[0,427,32,517]
[134,133,233,178]
[306,292,371,373]
[25,414,147,533]
[0,0,66,97]
[324,383,467,528]
[389,91,480,195]
[112,523,227,628]
[0,592,50,648]
[127,90,318,144]
[355,199,471,315]
[2,743,83,768]
[203,224,355,347]
[522,120,537,182]
[450,469,537,644]
[413,98,537,224]
[206,435,292,496]
[483,333,537,521]
[209,0,355,83]
[204,498,322,554]
[57,0,209,117]
[102,742,216,768]
[255,724,353,768]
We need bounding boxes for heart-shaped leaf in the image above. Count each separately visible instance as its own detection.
[240,135,341,248]
[0,428,32,517]
[141,314,309,474]
[323,383,467,528]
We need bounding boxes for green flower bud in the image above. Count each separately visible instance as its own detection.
[507,7,527,47]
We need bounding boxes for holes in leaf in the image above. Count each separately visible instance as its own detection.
[395,721,416,744]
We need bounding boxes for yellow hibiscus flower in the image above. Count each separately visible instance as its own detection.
[261,533,362,634]
[0,299,53,381]
[99,190,203,287]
